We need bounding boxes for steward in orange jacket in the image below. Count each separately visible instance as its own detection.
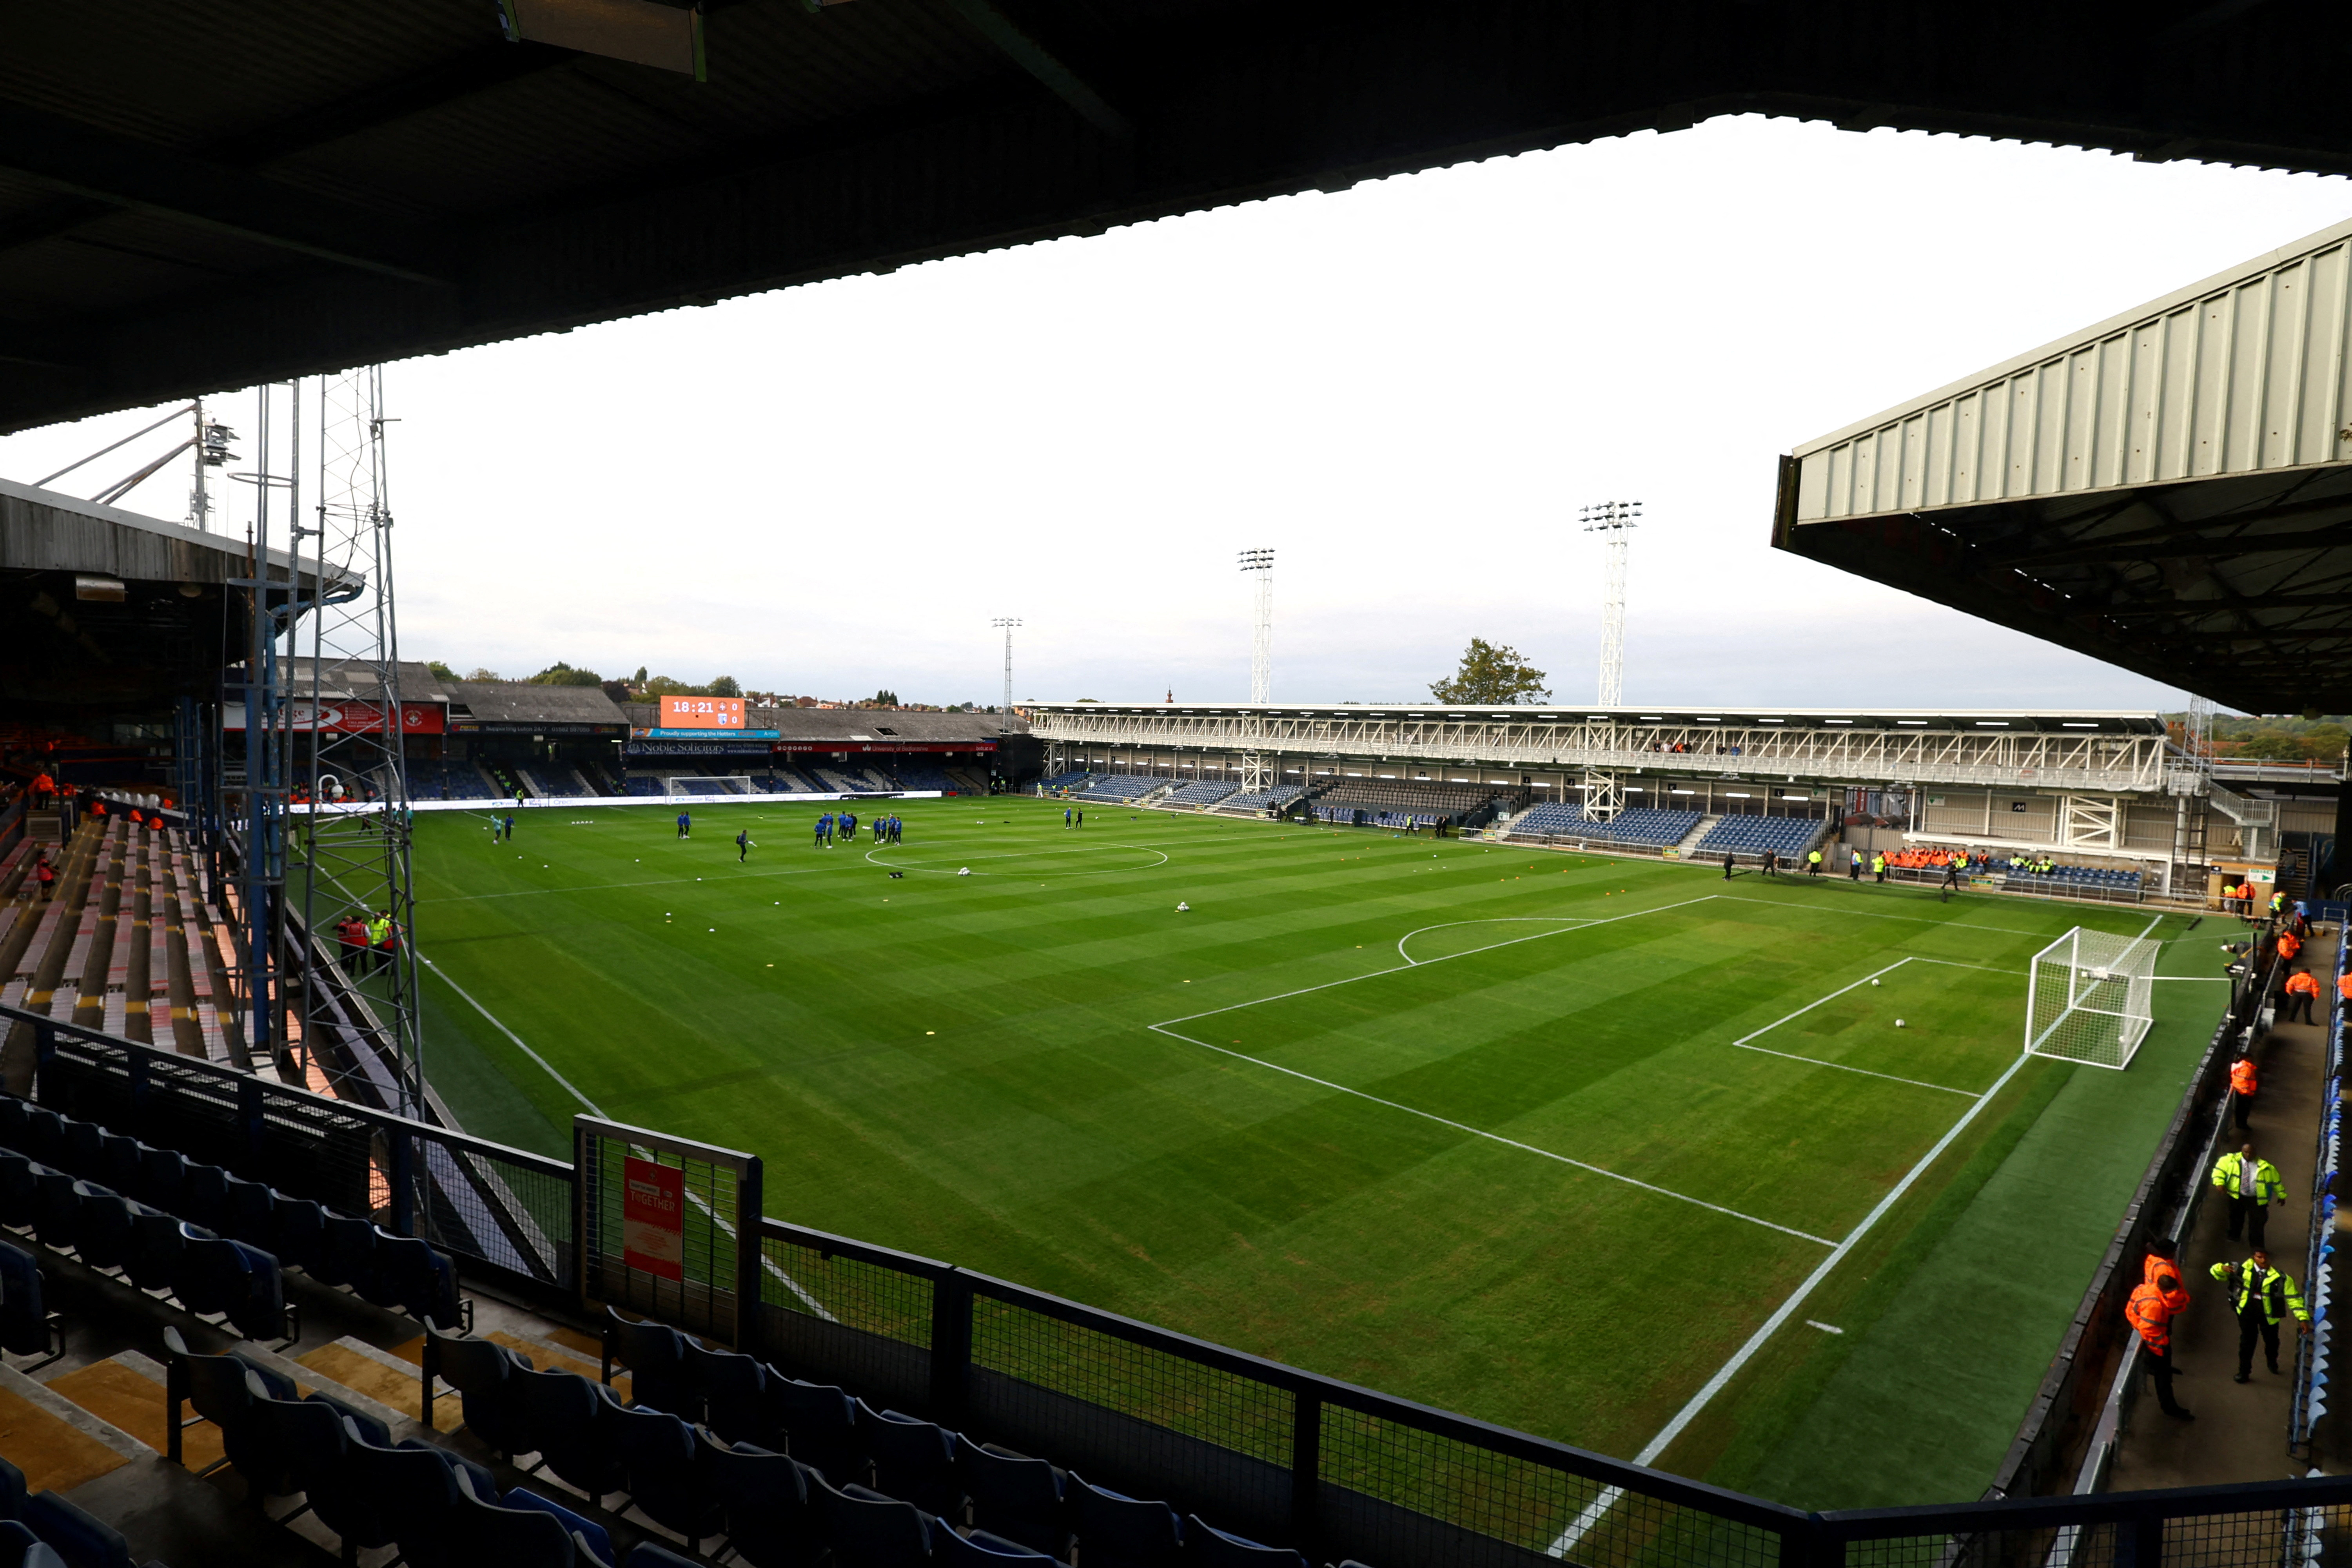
[2229,1055,2258,1132]
[2125,1269,2193,1419]
[2283,969,2321,1025]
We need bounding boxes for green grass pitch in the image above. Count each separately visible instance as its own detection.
[394,796,2226,1508]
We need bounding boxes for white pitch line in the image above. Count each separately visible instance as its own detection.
[1159,895,1722,1028]
[1546,1039,2042,1558]
[1148,1023,1833,1245]
[1708,895,2147,942]
[1725,957,1980,1096]
[1548,910,2171,1559]
[414,950,838,1323]
[1396,917,1596,967]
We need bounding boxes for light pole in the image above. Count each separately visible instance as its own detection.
[1238,548,1274,704]
[1581,501,1641,707]
[991,618,1020,732]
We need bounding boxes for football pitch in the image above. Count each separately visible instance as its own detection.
[396,796,2227,1508]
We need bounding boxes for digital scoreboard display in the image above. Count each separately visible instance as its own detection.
[658,695,747,730]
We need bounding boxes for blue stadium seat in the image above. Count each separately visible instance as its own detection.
[133,1145,183,1214]
[1066,1475,1182,1567]
[176,1163,226,1231]
[426,1327,535,1459]
[339,1417,495,1568]
[0,1241,58,1367]
[935,1529,1061,1566]
[611,1403,723,1544]
[272,1194,327,1274]
[0,1521,67,1568]
[374,1232,463,1328]
[448,1468,586,1568]
[695,1436,826,1568]
[821,1479,935,1568]
[860,1403,962,1517]
[604,1307,693,1420]
[123,1204,183,1294]
[682,1339,765,1445]
[70,1182,134,1273]
[19,1492,139,1568]
[515,1365,628,1501]
[763,1374,862,1485]
[502,1490,615,1568]
[1183,1516,1307,1568]
[59,1121,101,1182]
[92,1132,140,1199]
[319,1212,380,1296]
[953,1436,1066,1559]
[0,1152,40,1231]
[31,1169,80,1248]
[220,1174,275,1249]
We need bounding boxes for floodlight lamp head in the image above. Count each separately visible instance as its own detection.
[1580,499,1642,533]
[1238,548,1274,572]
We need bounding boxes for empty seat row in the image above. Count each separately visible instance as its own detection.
[1692,814,1823,858]
[1216,785,1304,814]
[423,1308,1345,1568]
[0,1455,158,1568]
[1159,781,1241,808]
[0,1093,460,1333]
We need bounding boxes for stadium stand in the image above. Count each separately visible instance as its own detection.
[405,760,501,802]
[1160,780,1243,809]
[1215,784,1307,815]
[1037,772,1096,793]
[1506,804,1703,847]
[1692,814,1830,861]
[1070,775,1166,804]
[1311,778,1512,826]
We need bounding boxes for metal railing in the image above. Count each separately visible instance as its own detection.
[7,1000,2352,1567]
[2289,934,2345,1459]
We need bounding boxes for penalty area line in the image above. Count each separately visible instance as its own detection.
[1145,1023,1833,1247]
[1545,1039,2041,1558]
[1727,956,1978,1096]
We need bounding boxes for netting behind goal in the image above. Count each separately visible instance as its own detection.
[2025,926,2156,1070]
[666,775,755,798]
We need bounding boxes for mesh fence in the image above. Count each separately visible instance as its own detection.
[579,1127,746,1343]
[1318,1404,1784,1568]
[757,1228,937,1412]
[402,1128,573,1289]
[967,1288,1296,1540]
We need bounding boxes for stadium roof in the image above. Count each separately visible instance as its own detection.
[9,2,2352,434]
[1775,215,2352,717]
[447,680,629,728]
[1024,702,2167,734]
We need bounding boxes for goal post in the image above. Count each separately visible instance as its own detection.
[2025,926,2156,1070]
[665,775,756,798]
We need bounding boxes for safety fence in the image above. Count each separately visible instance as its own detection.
[0,1002,574,1301]
[10,1000,2352,1566]
[2290,935,2346,1459]
[1990,952,2281,1500]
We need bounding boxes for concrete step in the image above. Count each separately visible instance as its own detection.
[1674,815,1721,857]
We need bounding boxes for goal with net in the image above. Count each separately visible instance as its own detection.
[2025,926,2156,1070]
[664,775,757,798]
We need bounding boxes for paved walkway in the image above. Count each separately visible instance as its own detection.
[2109,927,2336,1487]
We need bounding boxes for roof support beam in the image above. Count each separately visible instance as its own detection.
[0,102,446,286]
[942,0,1132,140]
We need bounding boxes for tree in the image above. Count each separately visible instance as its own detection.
[639,675,705,699]
[1429,639,1549,704]
[463,666,501,681]
[632,666,648,685]
[873,688,898,706]
[709,675,742,698]
[530,661,605,687]
[426,659,459,681]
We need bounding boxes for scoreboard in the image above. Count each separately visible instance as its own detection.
[659,696,747,730]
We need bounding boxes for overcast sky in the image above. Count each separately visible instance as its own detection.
[6,115,2348,711]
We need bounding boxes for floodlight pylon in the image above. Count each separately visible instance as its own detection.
[1582,502,1640,707]
[1238,549,1274,704]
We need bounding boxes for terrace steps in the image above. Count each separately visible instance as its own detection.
[1675,815,1720,857]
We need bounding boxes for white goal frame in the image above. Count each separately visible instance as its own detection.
[2025,926,2156,1070]
[665,775,756,799]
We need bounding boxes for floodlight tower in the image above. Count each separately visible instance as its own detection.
[991,618,1021,732]
[1581,501,1641,707]
[1238,549,1274,704]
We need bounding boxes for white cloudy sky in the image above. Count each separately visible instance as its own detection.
[5,115,2348,711]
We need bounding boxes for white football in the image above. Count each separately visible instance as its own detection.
[1870,978,1880,987]
[1895,1019,1907,1028]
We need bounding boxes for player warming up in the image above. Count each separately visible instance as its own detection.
[737,828,754,863]
[676,809,691,840]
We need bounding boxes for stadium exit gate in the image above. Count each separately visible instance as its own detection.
[2,993,2340,1568]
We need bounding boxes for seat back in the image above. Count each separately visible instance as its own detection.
[697,1436,824,1568]
[0,1096,26,1152]
[860,1403,961,1517]
[321,1212,379,1292]
[221,1174,276,1248]
[823,1480,933,1568]
[272,1194,327,1272]
[122,1203,182,1292]
[612,1404,718,1540]
[0,1519,67,1568]
[92,1134,140,1199]
[16,1107,62,1165]
[134,1143,184,1211]
[1067,1475,1182,1568]
[935,1529,1059,1566]
[178,1161,227,1229]
[451,1470,578,1568]
[953,1437,1064,1557]
[0,1242,49,1357]
[18,1493,131,1568]
[29,1170,78,1248]
[604,1307,690,1417]
[68,1183,132,1272]
[374,1232,461,1327]
[1184,1516,1308,1568]
[768,1375,862,1485]
[503,1489,617,1568]
[0,1153,39,1230]
[683,1340,765,1443]
[341,1422,465,1568]
[56,1120,100,1181]
[515,1368,625,1499]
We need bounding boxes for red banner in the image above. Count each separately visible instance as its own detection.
[223,701,447,735]
[621,1157,685,1281]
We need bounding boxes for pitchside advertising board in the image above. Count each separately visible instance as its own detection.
[577,1116,761,1345]
[222,701,445,734]
[622,1156,685,1281]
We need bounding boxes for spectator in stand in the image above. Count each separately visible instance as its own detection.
[2282,967,2320,1025]
[30,770,53,809]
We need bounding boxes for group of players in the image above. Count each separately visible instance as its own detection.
[812,808,903,846]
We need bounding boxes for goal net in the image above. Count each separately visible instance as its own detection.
[665,775,755,798]
[2025,927,2156,1070]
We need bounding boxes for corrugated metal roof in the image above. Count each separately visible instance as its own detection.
[1793,214,2352,522]
[448,680,630,725]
